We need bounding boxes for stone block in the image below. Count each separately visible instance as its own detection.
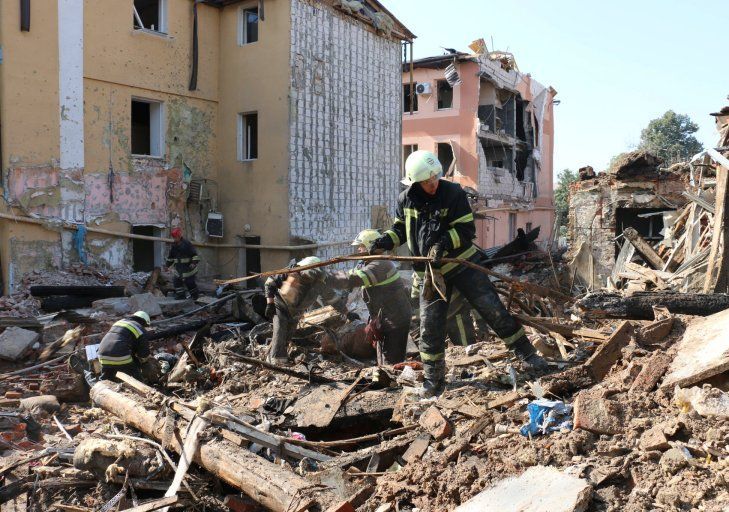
[573,388,625,435]
[419,405,452,440]
[454,466,592,512]
[584,321,633,382]
[0,327,40,361]
[402,434,430,463]
[129,293,162,317]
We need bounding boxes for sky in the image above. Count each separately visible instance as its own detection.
[385,0,727,181]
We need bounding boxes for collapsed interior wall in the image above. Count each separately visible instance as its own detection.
[567,158,688,287]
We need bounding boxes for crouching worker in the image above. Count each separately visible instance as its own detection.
[264,257,347,365]
[98,311,152,382]
[330,229,412,365]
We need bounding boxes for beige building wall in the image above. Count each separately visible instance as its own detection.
[217,0,293,276]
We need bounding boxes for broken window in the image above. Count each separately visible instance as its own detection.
[403,84,418,113]
[402,144,418,177]
[238,112,258,161]
[238,6,259,45]
[132,226,163,272]
[508,213,517,241]
[437,143,454,175]
[615,208,675,244]
[131,99,164,157]
[437,80,453,110]
[133,0,167,33]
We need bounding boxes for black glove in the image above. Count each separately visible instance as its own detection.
[265,303,276,321]
[369,236,393,255]
[428,243,445,267]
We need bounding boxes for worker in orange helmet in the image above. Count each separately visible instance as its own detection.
[165,227,200,299]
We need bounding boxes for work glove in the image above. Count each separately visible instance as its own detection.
[428,242,445,267]
[265,303,276,321]
[369,236,393,255]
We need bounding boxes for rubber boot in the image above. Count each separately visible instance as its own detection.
[511,336,549,370]
[418,359,446,398]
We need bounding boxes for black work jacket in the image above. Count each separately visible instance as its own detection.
[98,318,150,366]
[166,238,200,277]
[384,180,477,275]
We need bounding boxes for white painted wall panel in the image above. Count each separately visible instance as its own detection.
[58,0,85,171]
[288,0,401,260]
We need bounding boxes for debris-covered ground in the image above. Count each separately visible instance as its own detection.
[1,241,728,512]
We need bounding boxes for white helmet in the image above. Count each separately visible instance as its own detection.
[402,150,442,186]
[132,310,151,326]
[351,229,381,251]
[297,256,321,267]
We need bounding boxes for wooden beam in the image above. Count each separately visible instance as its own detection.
[704,165,729,292]
[623,228,666,270]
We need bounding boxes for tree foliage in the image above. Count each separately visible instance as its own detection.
[638,110,703,163]
[554,168,578,229]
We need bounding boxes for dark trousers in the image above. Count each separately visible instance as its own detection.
[99,362,143,382]
[420,263,525,382]
[377,325,409,365]
[270,299,297,361]
[173,275,199,299]
[447,309,476,346]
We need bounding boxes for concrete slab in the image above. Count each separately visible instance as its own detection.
[129,293,163,318]
[454,466,592,512]
[662,308,729,388]
[91,297,132,316]
[0,327,40,361]
[156,298,195,316]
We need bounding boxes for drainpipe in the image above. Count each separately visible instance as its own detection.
[188,1,200,91]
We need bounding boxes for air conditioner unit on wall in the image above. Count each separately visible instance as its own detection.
[415,82,432,95]
[206,212,224,238]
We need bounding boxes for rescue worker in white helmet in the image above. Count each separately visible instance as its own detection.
[97,310,152,382]
[369,150,547,397]
[329,229,412,365]
[264,257,347,365]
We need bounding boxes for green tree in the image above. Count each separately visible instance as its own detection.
[554,168,578,229]
[639,110,704,163]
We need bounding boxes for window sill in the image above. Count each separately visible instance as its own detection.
[437,107,454,111]
[237,41,259,47]
[238,159,257,163]
[132,28,174,40]
[132,154,166,161]
[403,112,419,116]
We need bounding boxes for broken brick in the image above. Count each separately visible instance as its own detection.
[638,317,674,344]
[630,352,673,394]
[5,391,23,399]
[639,425,670,451]
[573,388,625,435]
[402,434,430,463]
[223,495,258,512]
[324,501,356,512]
[419,405,453,440]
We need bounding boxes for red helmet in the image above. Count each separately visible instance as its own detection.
[171,227,183,239]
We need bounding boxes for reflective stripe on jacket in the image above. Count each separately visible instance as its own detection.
[384,180,477,276]
[98,318,149,366]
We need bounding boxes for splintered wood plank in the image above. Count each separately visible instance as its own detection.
[662,307,729,388]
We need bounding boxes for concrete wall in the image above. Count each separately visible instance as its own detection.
[216,0,293,276]
[0,0,220,290]
[288,0,402,262]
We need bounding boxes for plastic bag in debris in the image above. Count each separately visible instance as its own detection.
[520,399,573,437]
[674,385,729,418]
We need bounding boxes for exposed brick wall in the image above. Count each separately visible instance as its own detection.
[288,0,401,260]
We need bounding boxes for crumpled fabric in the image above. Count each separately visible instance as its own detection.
[520,399,573,437]
[73,223,88,264]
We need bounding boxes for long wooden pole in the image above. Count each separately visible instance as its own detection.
[216,254,571,302]
[89,381,333,512]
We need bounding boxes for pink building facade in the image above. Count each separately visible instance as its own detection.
[402,52,557,249]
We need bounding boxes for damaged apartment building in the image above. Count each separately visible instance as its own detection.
[402,40,557,248]
[0,0,413,292]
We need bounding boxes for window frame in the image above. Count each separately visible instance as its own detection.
[131,98,165,158]
[133,0,168,34]
[238,5,260,46]
[237,112,259,162]
[436,79,453,110]
[402,83,418,114]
